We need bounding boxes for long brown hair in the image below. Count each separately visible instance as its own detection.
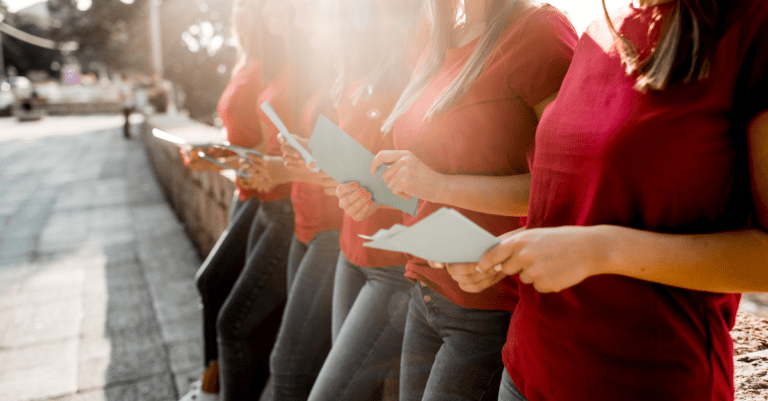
[231,0,286,83]
[381,0,519,132]
[602,0,725,91]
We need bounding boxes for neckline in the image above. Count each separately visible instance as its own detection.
[445,35,481,61]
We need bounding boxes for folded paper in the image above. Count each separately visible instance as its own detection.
[151,128,263,159]
[361,208,499,263]
[259,101,319,172]
[308,114,418,215]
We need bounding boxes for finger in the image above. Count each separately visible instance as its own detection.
[335,182,359,199]
[445,263,480,277]
[476,236,524,273]
[277,133,287,145]
[344,194,371,220]
[352,198,374,221]
[456,273,506,293]
[338,188,368,210]
[427,261,444,269]
[370,150,408,175]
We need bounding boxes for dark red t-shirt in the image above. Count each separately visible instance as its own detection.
[337,87,409,267]
[254,66,293,202]
[217,61,264,200]
[392,4,577,310]
[290,92,344,244]
[506,2,768,400]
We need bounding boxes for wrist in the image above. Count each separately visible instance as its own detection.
[591,225,622,277]
[429,172,450,204]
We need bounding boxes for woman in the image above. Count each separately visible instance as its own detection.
[444,0,768,399]
[337,0,577,399]
[257,1,344,399]
[303,1,425,400]
[182,0,295,399]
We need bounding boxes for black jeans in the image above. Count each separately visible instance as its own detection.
[195,197,294,400]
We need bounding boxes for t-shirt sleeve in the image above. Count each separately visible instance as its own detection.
[736,2,768,122]
[502,5,578,107]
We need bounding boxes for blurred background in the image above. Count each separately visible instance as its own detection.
[0,0,626,126]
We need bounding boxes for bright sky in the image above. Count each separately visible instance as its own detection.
[4,0,630,33]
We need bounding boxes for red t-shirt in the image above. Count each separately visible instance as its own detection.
[337,87,409,267]
[290,92,344,244]
[392,4,577,310]
[254,66,293,202]
[217,61,264,200]
[506,2,768,400]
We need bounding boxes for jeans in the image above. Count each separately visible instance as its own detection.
[204,198,294,401]
[306,254,411,401]
[400,282,511,401]
[265,230,340,401]
[195,196,259,366]
[498,369,528,401]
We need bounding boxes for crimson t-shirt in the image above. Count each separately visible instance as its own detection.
[254,66,293,202]
[506,2,768,400]
[392,4,577,310]
[338,87,409,267]
[217,61,264,200]
[290,92,344,244]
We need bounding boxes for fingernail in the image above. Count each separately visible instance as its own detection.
[367,200,372,205]
[494,264,503,272]
[351,183,358,188]
[476,266,483,273]
[365,192,371,199]
[359,188,365,194]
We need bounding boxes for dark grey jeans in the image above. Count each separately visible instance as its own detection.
[264,230,341,401]
[307,254,410,401]
[400,282,511,401]
[196,197,294,401]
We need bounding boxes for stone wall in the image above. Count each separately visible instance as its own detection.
[139,114,235,257]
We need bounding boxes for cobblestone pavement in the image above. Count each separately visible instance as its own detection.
[0,115,203,401]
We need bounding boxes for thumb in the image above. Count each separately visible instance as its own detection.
[371,150,407,175]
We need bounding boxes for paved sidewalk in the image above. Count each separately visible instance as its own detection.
[0,116,203,401]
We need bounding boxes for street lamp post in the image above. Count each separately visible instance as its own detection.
[149,0,163,77]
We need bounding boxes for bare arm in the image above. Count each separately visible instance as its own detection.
[450,110,768,294]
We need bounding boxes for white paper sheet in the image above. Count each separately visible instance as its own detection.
[308,114,418,215]
[259,101,319,172]
[361,208,500,263]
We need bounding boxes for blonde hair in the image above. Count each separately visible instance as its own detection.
[602,0,722,92]
[381,0,519,133]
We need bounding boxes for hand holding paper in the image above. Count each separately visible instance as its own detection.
[336,182,381,221]
[370,149,443,202]
[152,128,263,160]
[308,115,418,215]
[361,207,499,263]
[259,101,320,172]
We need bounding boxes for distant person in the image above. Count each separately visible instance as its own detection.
[118,74,135,139]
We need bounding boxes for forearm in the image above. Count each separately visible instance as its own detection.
[598,225,768,293]
[431,173,530,216]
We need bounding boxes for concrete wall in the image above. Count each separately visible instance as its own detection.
[139,114,235,257]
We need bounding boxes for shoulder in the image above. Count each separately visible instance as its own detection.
[494,2,578,55]
[504,2,576,42]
